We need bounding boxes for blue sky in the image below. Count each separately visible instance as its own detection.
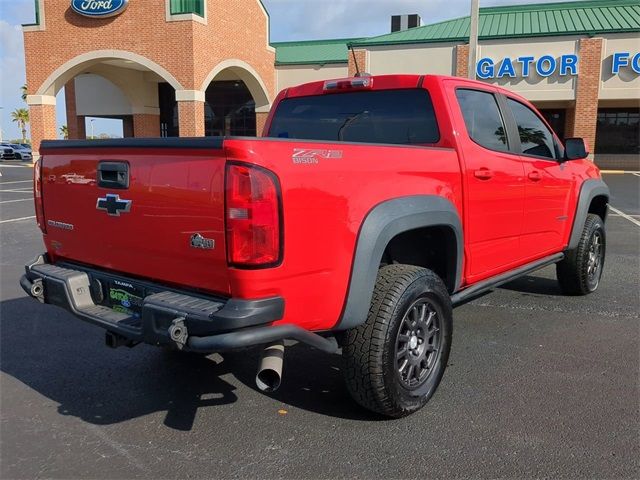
[0,0,586,140]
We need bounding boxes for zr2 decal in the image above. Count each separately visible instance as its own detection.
[292,148,343,164]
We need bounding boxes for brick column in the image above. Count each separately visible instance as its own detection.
[27,95,57,159]
[77,116,87,139]
[133,114,161,137]
[569,37,604,157]
[64,80,80,139]
[176,90,205,137]
[256,111,269,137]
[564,108,575,141]
[348,49,368,77]
[177,102,204,137]
[123,116,134,138]
[455,44,470,78]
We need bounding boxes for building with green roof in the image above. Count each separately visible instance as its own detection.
[24,0,638,169]
[273,0,639,169]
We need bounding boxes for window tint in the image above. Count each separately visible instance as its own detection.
[508,99,556,159]
[268,89,439,145]
[596,108,640,154]
[456,89,509,152]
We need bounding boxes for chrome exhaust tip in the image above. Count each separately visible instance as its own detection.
[256,342,284,393]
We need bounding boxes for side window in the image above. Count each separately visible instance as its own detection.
[456,89,509,152]
[508,99,556,159]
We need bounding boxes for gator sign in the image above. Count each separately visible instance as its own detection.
[71,0,129,18]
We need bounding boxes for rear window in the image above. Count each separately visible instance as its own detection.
[268,89,440,145]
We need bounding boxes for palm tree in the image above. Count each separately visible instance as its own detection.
[21,84,28,102]
[11,108,29,143]
[60,125,69,139]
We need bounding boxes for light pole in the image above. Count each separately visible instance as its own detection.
[0,106,4,142]
[468,0,480,79]
[90,118,95,139]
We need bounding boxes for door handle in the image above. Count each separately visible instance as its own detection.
[98,161,129,189]
[474,168,494,180]
[528,171,542,182]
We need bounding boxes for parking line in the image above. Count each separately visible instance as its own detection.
[609,206,640,227]
[0,189,33,193]
[0,180,32,185]
[0,216,36,224]
[0,198,33,205]
[610,213,640,218]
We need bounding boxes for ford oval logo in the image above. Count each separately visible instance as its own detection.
[71,0,129,18]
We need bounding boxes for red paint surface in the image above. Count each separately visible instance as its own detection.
[39,75,602,332]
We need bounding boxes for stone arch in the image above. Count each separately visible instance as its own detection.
[35,50,184,96]
[200,59,271,112]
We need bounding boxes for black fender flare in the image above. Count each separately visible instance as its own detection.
[567,179,610,250]
[335,195,463,331]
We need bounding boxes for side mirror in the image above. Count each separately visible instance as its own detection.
[564,138,589,161]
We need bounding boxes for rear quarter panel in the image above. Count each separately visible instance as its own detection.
[224,138,463,331]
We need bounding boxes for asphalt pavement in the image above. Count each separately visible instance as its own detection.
[1,164,638,479]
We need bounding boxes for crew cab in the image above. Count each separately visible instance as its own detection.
[21,75,609,417]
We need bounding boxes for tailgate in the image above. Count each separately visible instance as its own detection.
[39,139,231,296]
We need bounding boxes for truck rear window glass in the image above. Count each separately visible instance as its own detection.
[268,89,440,145]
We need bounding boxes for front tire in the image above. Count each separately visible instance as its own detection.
[556,213,606,295]
[342,265,452,418]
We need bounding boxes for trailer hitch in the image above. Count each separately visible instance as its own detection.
[168,317,188,350]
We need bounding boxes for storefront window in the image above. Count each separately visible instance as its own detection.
[539,109,566,141]
[170,0,204,17]
[23,0,41,26]
[159,83,179,137]
[596,108,640,155]
[205,81,256,137]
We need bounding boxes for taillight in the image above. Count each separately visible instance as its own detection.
[34,157,46,233]
[225,163,282,267]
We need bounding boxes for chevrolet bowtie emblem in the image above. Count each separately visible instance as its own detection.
[96,194,132,216]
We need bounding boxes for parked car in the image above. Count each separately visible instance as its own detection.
[21,74,609,417]
[0,143,15,160]
[10,144,32,161]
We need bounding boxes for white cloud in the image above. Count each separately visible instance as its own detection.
[263,0,587,41]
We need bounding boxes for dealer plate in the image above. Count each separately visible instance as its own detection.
[108,280,144,318]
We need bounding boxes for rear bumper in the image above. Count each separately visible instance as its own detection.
[20,255,336,354]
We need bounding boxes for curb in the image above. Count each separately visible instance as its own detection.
[0,161,34,168]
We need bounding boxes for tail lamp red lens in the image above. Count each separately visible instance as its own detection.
[225,164,281,267]
[34,158,46,233]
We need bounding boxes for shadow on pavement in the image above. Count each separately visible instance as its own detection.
[0,297,374,431]
[499,274,564,296]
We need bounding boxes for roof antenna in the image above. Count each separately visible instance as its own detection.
[348,43,362,77]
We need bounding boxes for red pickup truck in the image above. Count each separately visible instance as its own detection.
[22,74,609,417]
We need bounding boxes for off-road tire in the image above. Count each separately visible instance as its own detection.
[342,265,452,418]
[556,213,606,295]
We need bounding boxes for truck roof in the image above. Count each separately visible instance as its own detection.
[282,73,532,106]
